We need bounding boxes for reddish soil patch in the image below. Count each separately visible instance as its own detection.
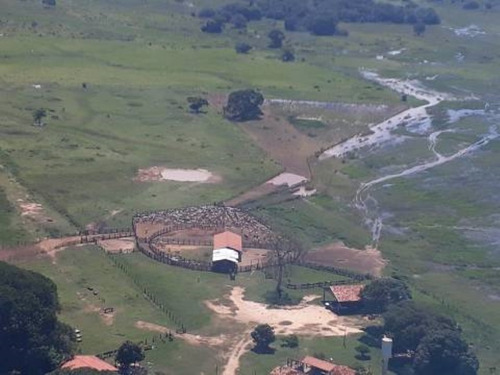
[305,243,387,276]
[238,106,319,178]
[98,237,135,253]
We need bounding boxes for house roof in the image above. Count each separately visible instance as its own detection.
[61,355,118,372]
[213,230,242,252]
[302,356,336,372]
[329,284,364,303]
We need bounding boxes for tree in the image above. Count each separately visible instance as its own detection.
[223,89,264,121]
[281,47,295,62]
[198,8,216,18]
[414,329,479,375]
[463,1,480,10]
[251,324,275,353]
[361,277,411,313]
[33,108,47,127]
[308,16,337,36]
[230,13,248,29]
[281,334,299,348]
[0,261,75,375]
[355,344,371,360]
[43,0,56,6]
[201,19,223,33]
[383,301,459,353]
[413,22,426,36]
[187,97,209,113]
[235,42,252,54]
[268,29,285,48]
[115,341,145,371]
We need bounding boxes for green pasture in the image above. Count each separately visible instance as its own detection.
[239,334,388,375]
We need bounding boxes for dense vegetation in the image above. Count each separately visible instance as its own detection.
[384,302,479,375]
[200,0,441,36]
[0,262,74,375]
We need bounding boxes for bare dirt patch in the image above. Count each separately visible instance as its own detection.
[98,237,135,253]
[134,166,221,183]
[238,107,318,178]
[206,287,362,337]
[305,242,387,276]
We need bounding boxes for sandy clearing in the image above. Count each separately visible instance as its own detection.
[134,166,221,183]
[267,172,307,187]
[205,287,362,337]
[305,242,387,277]
[98,237,135,253]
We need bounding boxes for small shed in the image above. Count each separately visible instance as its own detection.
[212,230,242,273]
[323,284,364,314]
[300,356,356,375]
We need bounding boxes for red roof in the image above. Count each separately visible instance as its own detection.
[302,356,356,375]
[302,356,336,372]
[213,230,242,252]
[62,355,118,372]
[330,284,364,303]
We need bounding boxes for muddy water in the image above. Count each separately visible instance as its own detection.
[319,71,455,160]
[324,72,499,247]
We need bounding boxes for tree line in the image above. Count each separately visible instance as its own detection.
[199,0,441,36]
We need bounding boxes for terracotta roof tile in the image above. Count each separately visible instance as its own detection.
[61,355,118,372]
[213,230,242,252]
[330,285,364,303]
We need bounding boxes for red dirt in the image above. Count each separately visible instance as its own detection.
[304,242,387,276]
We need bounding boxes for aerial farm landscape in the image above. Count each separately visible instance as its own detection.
[1,0,500,374]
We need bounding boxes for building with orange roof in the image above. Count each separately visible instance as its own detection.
[212,230,242,273]
[61,355,118,372]
[323,284,365,314]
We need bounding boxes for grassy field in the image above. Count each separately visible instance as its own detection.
[3,0,500,373]
[19,247,364,373]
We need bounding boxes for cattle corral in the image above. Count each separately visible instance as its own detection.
[132,205,288,273]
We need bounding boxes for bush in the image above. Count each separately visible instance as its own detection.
[235,42,252,54]
[463,1,480,9]
[198,8,215,18]
[281,334,299,348]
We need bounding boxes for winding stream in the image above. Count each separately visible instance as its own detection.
[321,71,498,247]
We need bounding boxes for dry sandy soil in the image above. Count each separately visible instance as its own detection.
[136,287,362,375]
[134,166,221,183]
[98,237,135,253]
[305,242,387,276]
[238,107,319,179]
[206,287,362,337]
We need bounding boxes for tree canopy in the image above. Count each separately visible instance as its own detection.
[115,341,145,370]
[268,29,285,48]
[187,97,209,113]
[198,0,441,38]
[383,302,478,375]
[0,261,75,375]
[251,324,275,352]
[361,277,412,313]
[224,89,264,122]
[235,42,252,54]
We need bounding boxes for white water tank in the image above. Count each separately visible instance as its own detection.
[382,336,393,359]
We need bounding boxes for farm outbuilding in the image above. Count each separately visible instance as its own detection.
[323,284,365,314]
[212,230,242,273]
